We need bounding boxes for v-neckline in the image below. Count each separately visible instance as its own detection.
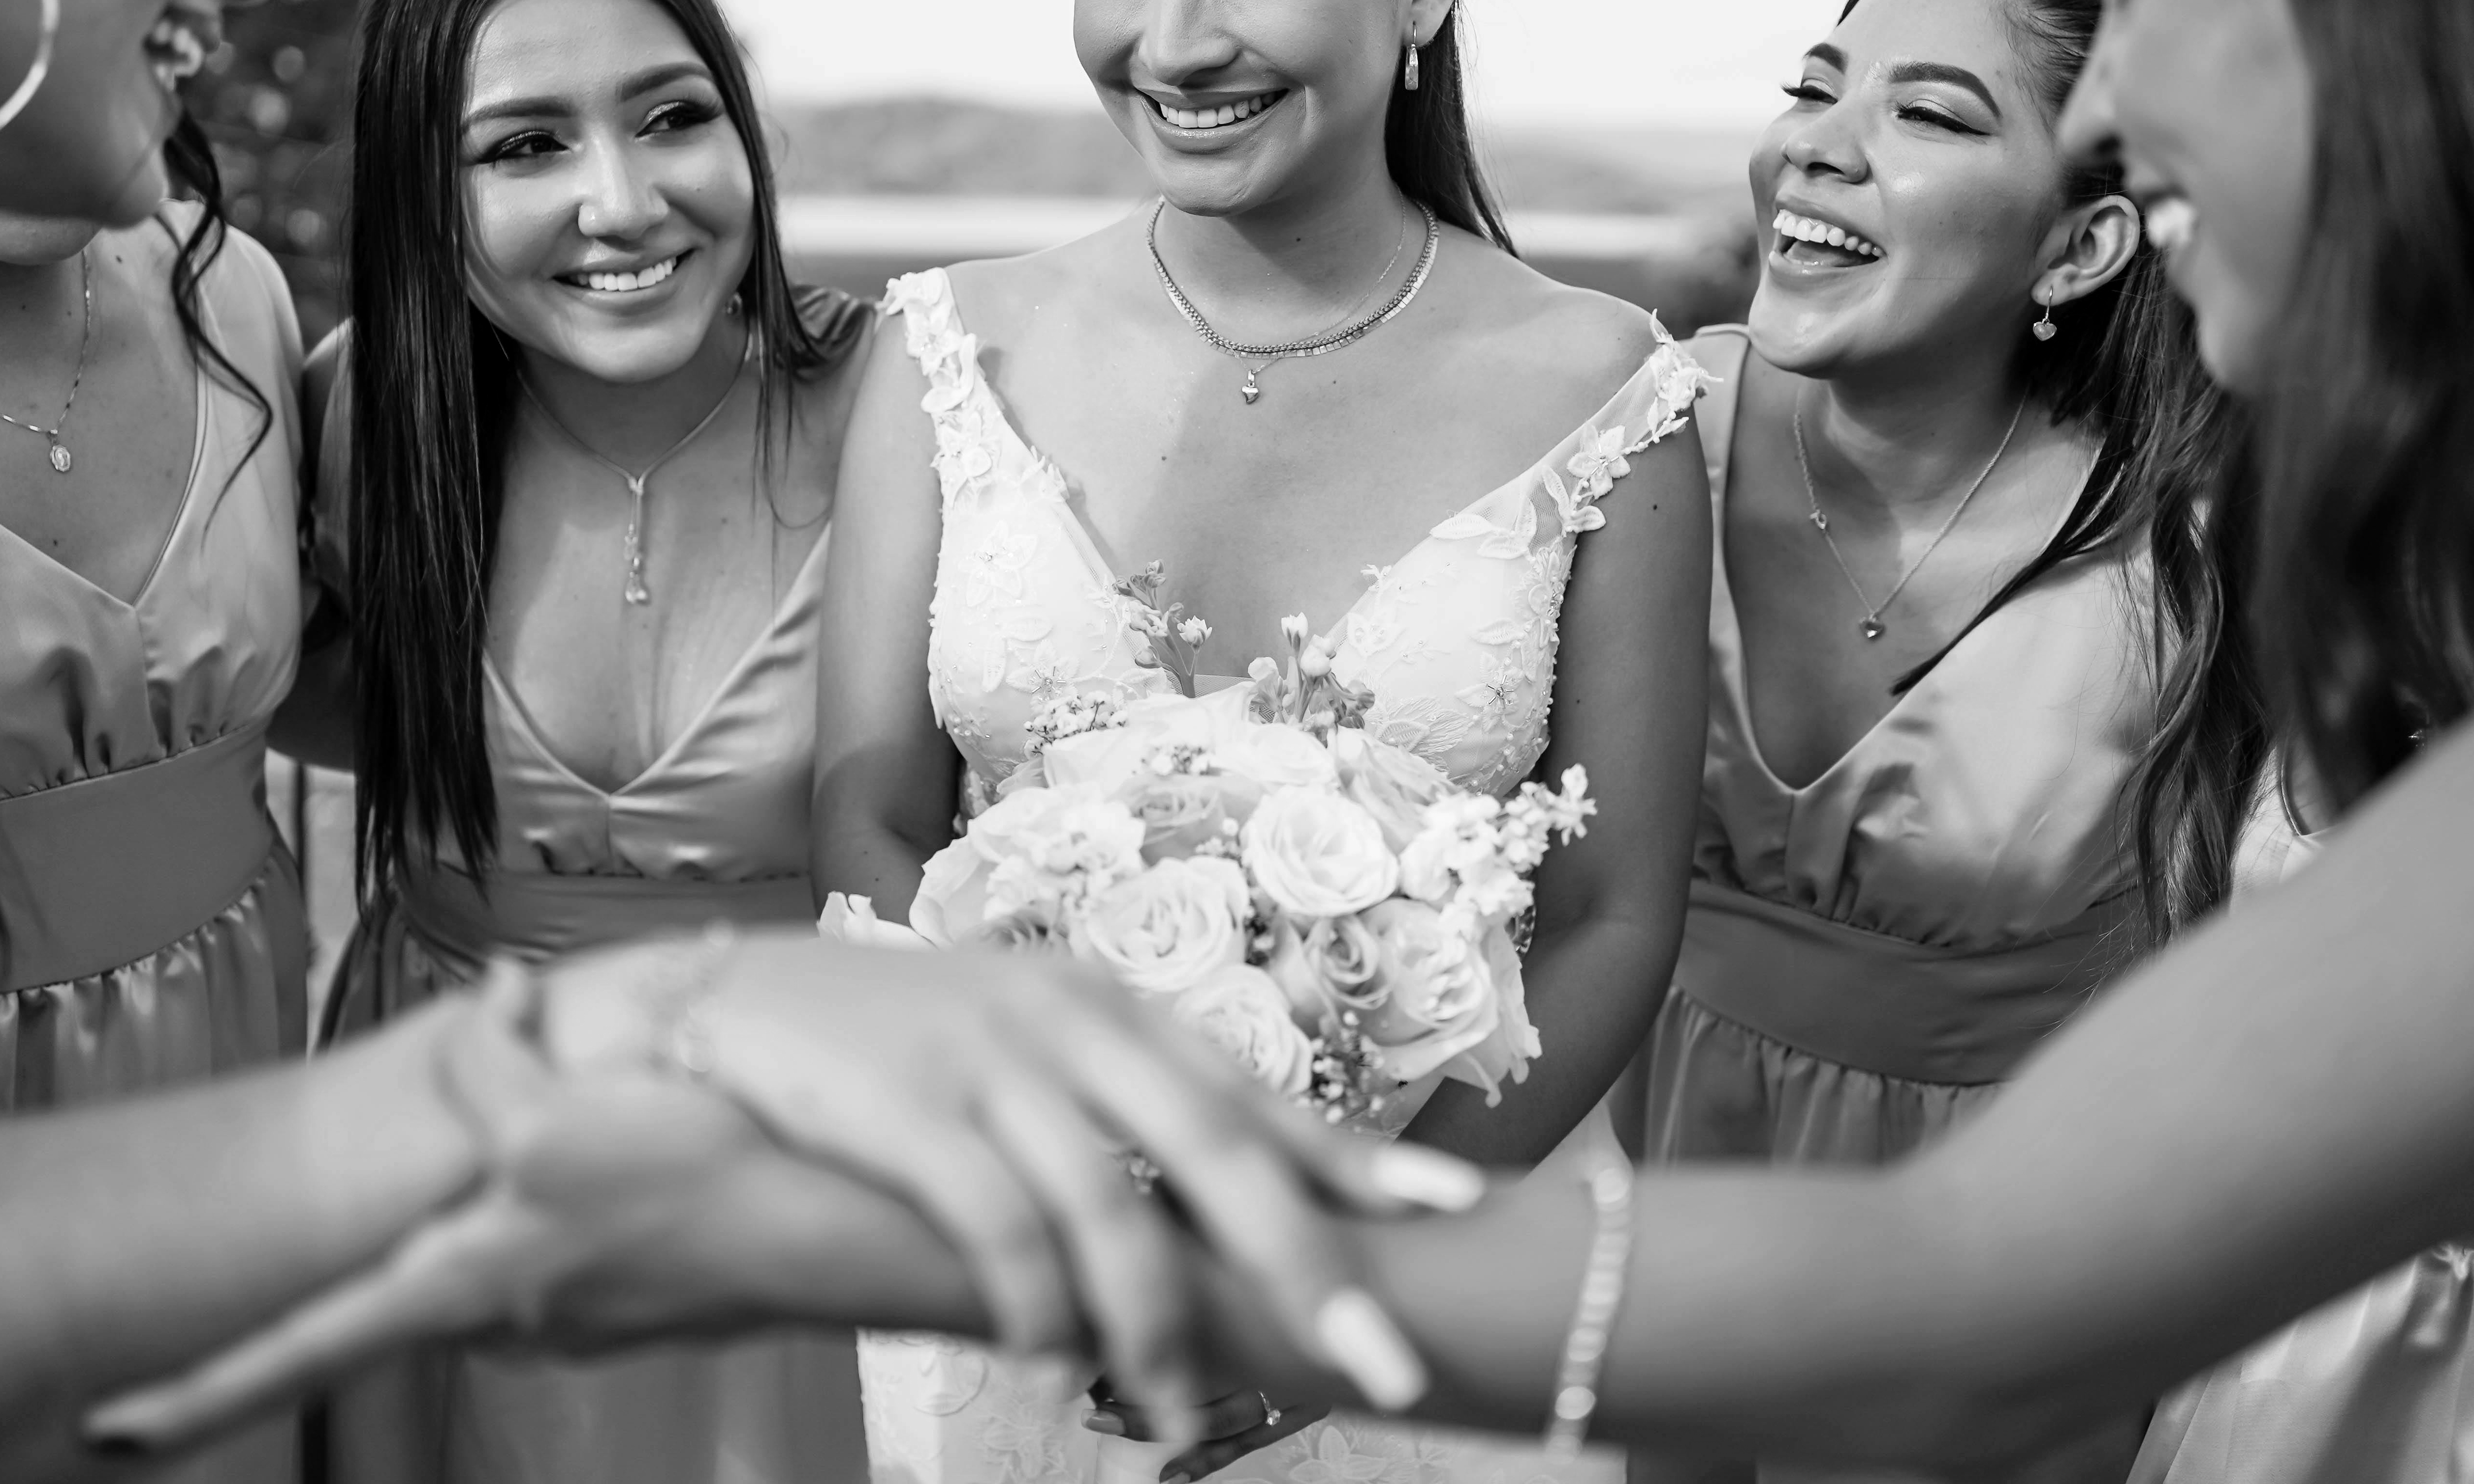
[1705,331,2080,799]
[0,269,212,614]
[951,283,1661,635]
[486,527,831,800]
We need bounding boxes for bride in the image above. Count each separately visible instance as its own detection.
[812,1,1711,1481]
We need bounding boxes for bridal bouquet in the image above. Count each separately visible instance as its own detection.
[827,591,1594,1122]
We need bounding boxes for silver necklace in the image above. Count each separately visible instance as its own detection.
[2,248,92,474]
[1793,389,2027,641]
[518,329,751,605]
[1148,198,1440,405]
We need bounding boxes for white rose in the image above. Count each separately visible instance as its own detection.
[970,785,1148,922]
[1331,729,1451,853]
[1432,926,1539,1104]
[1356,898,1502,1083]
[1241,788,1400,918]
[1218,721,1340,791]
[1174,964,1317,1099]
[1072,857,1252,994]
[817,892,934,950]
[1117,770,1263,862]
[909,838,995,947]
[1263,913,1386,1028]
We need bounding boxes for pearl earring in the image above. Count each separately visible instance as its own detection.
[1404,40,1421,91]
[2031,289,2058,342]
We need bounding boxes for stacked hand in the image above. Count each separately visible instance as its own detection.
[85,931,1487,1454]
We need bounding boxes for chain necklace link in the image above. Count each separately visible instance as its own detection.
[1793,387,2027,641]
[1147,198,1440,404]
[1,247,92,474]
[517,327,752,606]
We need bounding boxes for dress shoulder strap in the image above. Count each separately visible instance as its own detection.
[1682,325,1753,506]
[881,270,1011,513]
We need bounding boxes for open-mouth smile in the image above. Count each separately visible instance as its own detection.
[1146,90,1288,133]
[557,252,688,295]
[1772,208,1886,267]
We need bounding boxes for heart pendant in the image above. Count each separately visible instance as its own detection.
[1859,617,1885,640]
[2031,320,2058,342]
[48,443,70,474]
[1240,377,1262,405]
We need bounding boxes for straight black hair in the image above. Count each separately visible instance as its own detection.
[1384,7,1513,253]
[349,0,860,897]
[2253,0,2474,813]
[1839,0,2261,940]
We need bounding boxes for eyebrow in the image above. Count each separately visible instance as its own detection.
[1887,61,2004,120]
[462,61,715,129]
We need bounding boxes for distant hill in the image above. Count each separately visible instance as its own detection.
[768,97,1759,222]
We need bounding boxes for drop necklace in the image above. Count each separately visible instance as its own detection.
[518,326,752,605]
[1793,387,2026,641]
[1,247,92,475]
[1148,197,1439,404]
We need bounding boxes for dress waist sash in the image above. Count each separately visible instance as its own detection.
[1673,878,2135,1086]
[397,864,815,974]
[0,723,276,992]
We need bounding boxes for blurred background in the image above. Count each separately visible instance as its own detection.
[210,0,1840,995]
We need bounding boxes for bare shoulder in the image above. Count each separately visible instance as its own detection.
[939,210,1151,344]
[1444,237,1669,397]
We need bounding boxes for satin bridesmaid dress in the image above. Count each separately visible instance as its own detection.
[316,292,873,1484]
[0,208,309,1484]
[1634,327,2154,1484]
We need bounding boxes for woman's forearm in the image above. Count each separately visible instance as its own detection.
[1403,912,1679,1167]
[0,999,481,1477]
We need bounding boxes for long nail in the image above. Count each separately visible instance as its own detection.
[1083,1410,1126,1437]
[1162,1472,1191,1484]
[1314,1288,1428,1412]
[1368,1145,1488,1213]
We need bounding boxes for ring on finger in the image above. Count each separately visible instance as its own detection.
[1260,1392,1282,1428]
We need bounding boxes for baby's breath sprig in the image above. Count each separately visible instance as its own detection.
[1305,1012,1389,1125]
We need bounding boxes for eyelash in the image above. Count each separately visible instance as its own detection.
[1780,82,1981,136]
[476,100,721,165]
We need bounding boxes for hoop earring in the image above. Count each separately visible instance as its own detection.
[1404,41,1422,91]
[2031,288,2058,342]
[0,0,61,133]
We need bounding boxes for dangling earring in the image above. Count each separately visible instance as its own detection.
[1404,40,1422,91]
[2031,288,2058,342]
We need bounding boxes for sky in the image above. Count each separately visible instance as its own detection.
[723,0,1844,132]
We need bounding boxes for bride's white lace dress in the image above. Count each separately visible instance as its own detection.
[860,268,1708,1484]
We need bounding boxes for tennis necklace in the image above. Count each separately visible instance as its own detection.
[1148,198,1440,405]
[1,248,92,474]
[1793,388,2026,641]
[518,328,752,605]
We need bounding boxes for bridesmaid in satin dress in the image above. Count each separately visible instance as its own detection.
[301,0,876,1478]
[1625,0,2245,1479]
[0,120,310,1484]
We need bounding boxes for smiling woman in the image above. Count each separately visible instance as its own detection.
[294,0,878,1478]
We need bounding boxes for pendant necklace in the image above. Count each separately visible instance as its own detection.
[518,327,752,605]
[1793,387,2026,641]
[2,248,92,474]
[1148,197,1439,405]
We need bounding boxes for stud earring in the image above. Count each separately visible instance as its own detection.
[1404,41,1421,91]
[727,291,744,318]
[2031,289,2058,342]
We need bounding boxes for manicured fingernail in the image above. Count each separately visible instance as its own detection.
[1315,1287,1428,1411]
[1162,1473,1190,1484]
[1369,1145,1488,1212]
[1083,1410,1126,1437]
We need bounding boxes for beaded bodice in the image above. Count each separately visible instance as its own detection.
[888,267,1711,810]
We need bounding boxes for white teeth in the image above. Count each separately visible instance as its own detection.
[1157,93,1277,131]
[1771,208,1884,260]
[575,255,681,293]
[2144,198,2198,255]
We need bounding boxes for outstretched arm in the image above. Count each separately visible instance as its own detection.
[1402,407,1712,1167]
[1217,719,2474,1468]
[810,304,964,916]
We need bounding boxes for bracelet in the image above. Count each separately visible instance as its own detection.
[1541,1129,1634,1462]
[648,920,740,1081]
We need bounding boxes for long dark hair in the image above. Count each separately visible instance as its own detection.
[2252,0,2474,813]
[349,0,852,895]
[1384,7,1512,253]
[163,111,276,494]
[1839,0,2262,939]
